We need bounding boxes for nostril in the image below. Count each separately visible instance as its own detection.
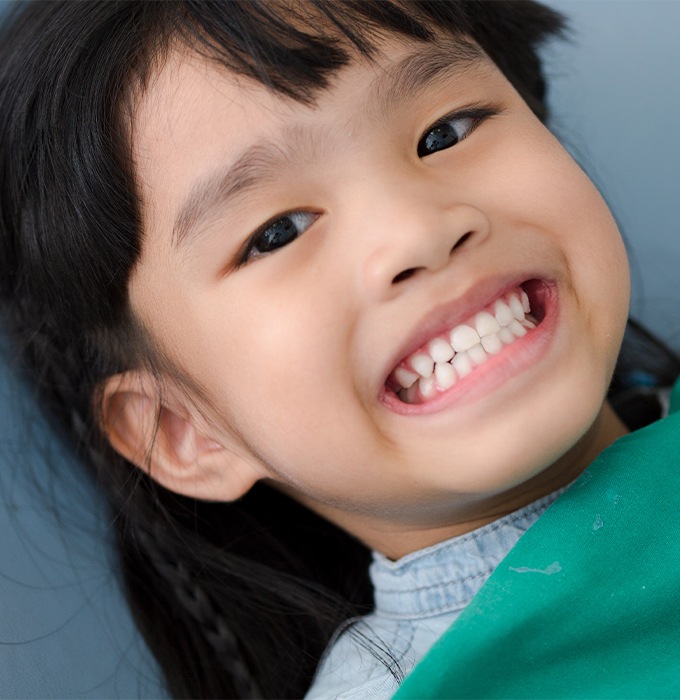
[390,231,474,285]
[452,231,472,252]
[392,268,417,284]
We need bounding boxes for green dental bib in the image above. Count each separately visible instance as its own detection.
[394,381,680,699]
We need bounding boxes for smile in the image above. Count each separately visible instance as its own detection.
[386,280,551,405]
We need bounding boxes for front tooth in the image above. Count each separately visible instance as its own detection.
[452,352,473,378]
[499,327,516,345]
[450,325,480,352]
[508,294,525,321]
[419,376,437,398]
[520,289,531,313]
[474,311,501,337]
[468,343,488,366]
[410,353,434,378]
[435,362,457,390]
[481,333,503,355]
[428,337,454,363]
[509,319,527,338]
[395,366,418,389]
[493,299,514,327]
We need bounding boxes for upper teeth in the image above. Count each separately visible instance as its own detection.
[392,288,536,403]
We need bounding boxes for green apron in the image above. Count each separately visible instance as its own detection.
[394,381,680,699]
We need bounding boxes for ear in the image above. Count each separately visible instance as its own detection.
[99,371,263,501]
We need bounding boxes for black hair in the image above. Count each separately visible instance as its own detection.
[0,2,577,697]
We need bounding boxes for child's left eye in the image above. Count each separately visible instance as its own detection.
[417,106,499,158]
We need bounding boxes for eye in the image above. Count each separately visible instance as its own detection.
[241,210,317,263]
[417,106,499,158]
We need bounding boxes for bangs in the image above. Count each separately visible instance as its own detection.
[135,0,563,117]
[167,1,460,102]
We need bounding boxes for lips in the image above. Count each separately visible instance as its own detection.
[385,279,551,405]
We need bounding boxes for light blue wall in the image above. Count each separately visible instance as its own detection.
[543,0,680,349]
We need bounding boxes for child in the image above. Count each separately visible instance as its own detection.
[0,1,677,698]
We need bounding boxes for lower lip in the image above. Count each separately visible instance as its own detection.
[381,283,559,416]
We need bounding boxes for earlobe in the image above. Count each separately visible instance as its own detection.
[99,371,261,501]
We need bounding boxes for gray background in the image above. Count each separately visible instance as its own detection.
[545,0,680,349]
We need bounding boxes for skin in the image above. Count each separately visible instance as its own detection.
[107,34,630,560]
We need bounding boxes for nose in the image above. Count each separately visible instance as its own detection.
[358,183,490,300]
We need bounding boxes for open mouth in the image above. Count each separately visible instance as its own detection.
[386,280,551,405]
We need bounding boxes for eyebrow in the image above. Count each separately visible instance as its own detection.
[172,146,283,248]
[366,38,485,120]
[172,38,485,249]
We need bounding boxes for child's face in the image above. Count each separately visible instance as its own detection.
[126,34,629,556]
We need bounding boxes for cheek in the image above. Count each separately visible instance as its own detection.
[539,148,631,345]
[133,248,371,491]
[184,281,358,463]
[491,121,629,319]
[474,118,630,385]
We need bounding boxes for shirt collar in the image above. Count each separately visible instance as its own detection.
[369,488,566,619]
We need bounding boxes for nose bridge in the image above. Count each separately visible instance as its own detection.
[349,170,489,299]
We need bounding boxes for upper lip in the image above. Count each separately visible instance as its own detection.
[380,272,548,389]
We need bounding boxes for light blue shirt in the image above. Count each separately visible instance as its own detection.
[305,488,565,700]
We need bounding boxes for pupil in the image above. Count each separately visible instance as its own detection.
[424,124,458,153]
[262,217,297,250]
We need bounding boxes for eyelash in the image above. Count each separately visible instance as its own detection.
[237,104,500,265]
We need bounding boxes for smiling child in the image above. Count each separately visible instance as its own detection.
[0,2,673,698]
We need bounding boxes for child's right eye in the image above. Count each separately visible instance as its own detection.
[239,211,318,264]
